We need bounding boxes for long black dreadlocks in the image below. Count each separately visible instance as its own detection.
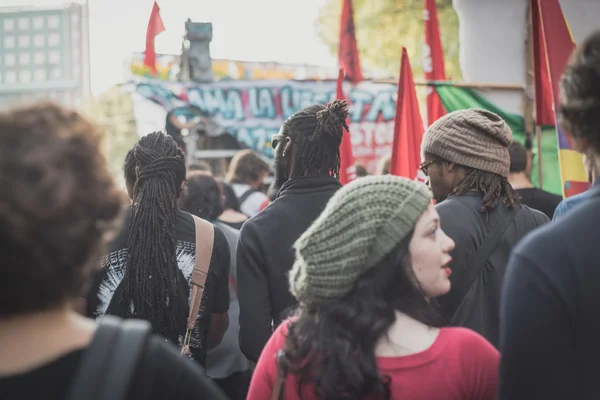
[282,99,349,179]
[121,132,187,335]
[451,167,520,215]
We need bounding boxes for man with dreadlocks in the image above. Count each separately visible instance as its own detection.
[87,132,231,368]
[236,100,347,362]
[420,108,548,348]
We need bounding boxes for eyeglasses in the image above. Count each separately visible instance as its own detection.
[419,160,442,176]
[271,133,285,150]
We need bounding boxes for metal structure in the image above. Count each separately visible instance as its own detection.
[0,2,91,109]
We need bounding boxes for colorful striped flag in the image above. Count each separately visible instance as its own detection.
[531,0,589,197]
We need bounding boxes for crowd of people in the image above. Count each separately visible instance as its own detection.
[1,28,600,400]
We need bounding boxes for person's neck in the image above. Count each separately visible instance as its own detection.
[508,173,534,190]
[0,306,96,376]
[218,209,248,223]
[374,311,439,357]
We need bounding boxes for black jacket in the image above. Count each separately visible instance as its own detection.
[236,175,341,362]
[500,182,600,399]
[436,193,549,348]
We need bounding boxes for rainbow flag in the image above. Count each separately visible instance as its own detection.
[531,0,589,197]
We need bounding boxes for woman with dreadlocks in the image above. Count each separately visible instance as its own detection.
[419,108,549,348]
[237,100,347,363]
[87,132,231,368]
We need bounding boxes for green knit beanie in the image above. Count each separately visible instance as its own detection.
[289,175,432,306]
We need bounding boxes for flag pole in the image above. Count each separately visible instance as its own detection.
[526,3,544,189]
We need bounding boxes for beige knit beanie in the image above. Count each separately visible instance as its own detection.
[421,108,513,177]
[289,176,431,306]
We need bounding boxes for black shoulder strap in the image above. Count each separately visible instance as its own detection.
[238,188,257,205]
[66,316,152,400]
[450,204,522,325]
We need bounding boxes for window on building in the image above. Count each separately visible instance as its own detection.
[18,35,30,48]
[18,53,30,65]
[5,70,16,83]
[33,17,44,30]
[34,69,46,81]
[19,70,32,83]
[47,16,60,29]
[3,19,15,32]
[48,51,60,65]
[4,36,15,49]
[34,52,45,65]
[34,34,45,48]
[5,53,16,67]
[48,33,60,47]
[18,18,29,30]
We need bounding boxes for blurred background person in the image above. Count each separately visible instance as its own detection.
[180,172,252,400]
[225,149,270,217]
[217,179,249,230]
[508,141,562,219]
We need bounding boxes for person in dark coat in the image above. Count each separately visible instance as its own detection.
[236,100,348,362]
[500,30,600,399]
[420,108,549,348]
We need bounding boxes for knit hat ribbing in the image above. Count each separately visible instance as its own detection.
[289,176,431,305]
[420,108,513,177]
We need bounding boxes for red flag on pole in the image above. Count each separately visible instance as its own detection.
[390,48,425,180]
[531,0,589,197]
[338,0,363,84]
[144,1,165,76]
[530,0,555,126]
[336,68,357,185]
[423,0,447,126]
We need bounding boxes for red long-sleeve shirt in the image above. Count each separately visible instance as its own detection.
[248,320,499,400]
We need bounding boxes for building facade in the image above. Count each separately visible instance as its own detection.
[0,2,90,109]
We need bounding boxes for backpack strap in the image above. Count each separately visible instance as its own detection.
[238,188,257,205]
[67,316,151,400]
[450,204,522,325]
[182,215,215,355]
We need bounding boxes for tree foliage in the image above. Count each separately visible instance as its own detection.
[316,0,461,81]
[83,87,139,189]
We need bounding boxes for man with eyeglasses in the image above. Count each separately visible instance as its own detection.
[419,108,548,348]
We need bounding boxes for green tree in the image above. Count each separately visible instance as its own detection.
[316,0,461,81]
[83,86,139,189]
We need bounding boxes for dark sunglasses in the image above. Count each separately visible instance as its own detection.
[271,133,286,150]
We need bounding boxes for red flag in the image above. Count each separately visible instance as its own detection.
[336,69,357,185]
[144,1,165,76]
[338,0,363,84]
[530,0,555,126]
[531,0,589,197]
[423,0,447,126]
[390,48,425,180]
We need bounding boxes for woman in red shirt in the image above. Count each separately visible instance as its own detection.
[248,176,499,400]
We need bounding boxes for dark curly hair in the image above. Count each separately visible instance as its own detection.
[278,235,445,399]
[180,171,224,220]
[451,167,520,215]
[276,100,347,179]
[225,149,269,185]
[0,103,122,317]
[559,29,600,155]
[120,132,187,336]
